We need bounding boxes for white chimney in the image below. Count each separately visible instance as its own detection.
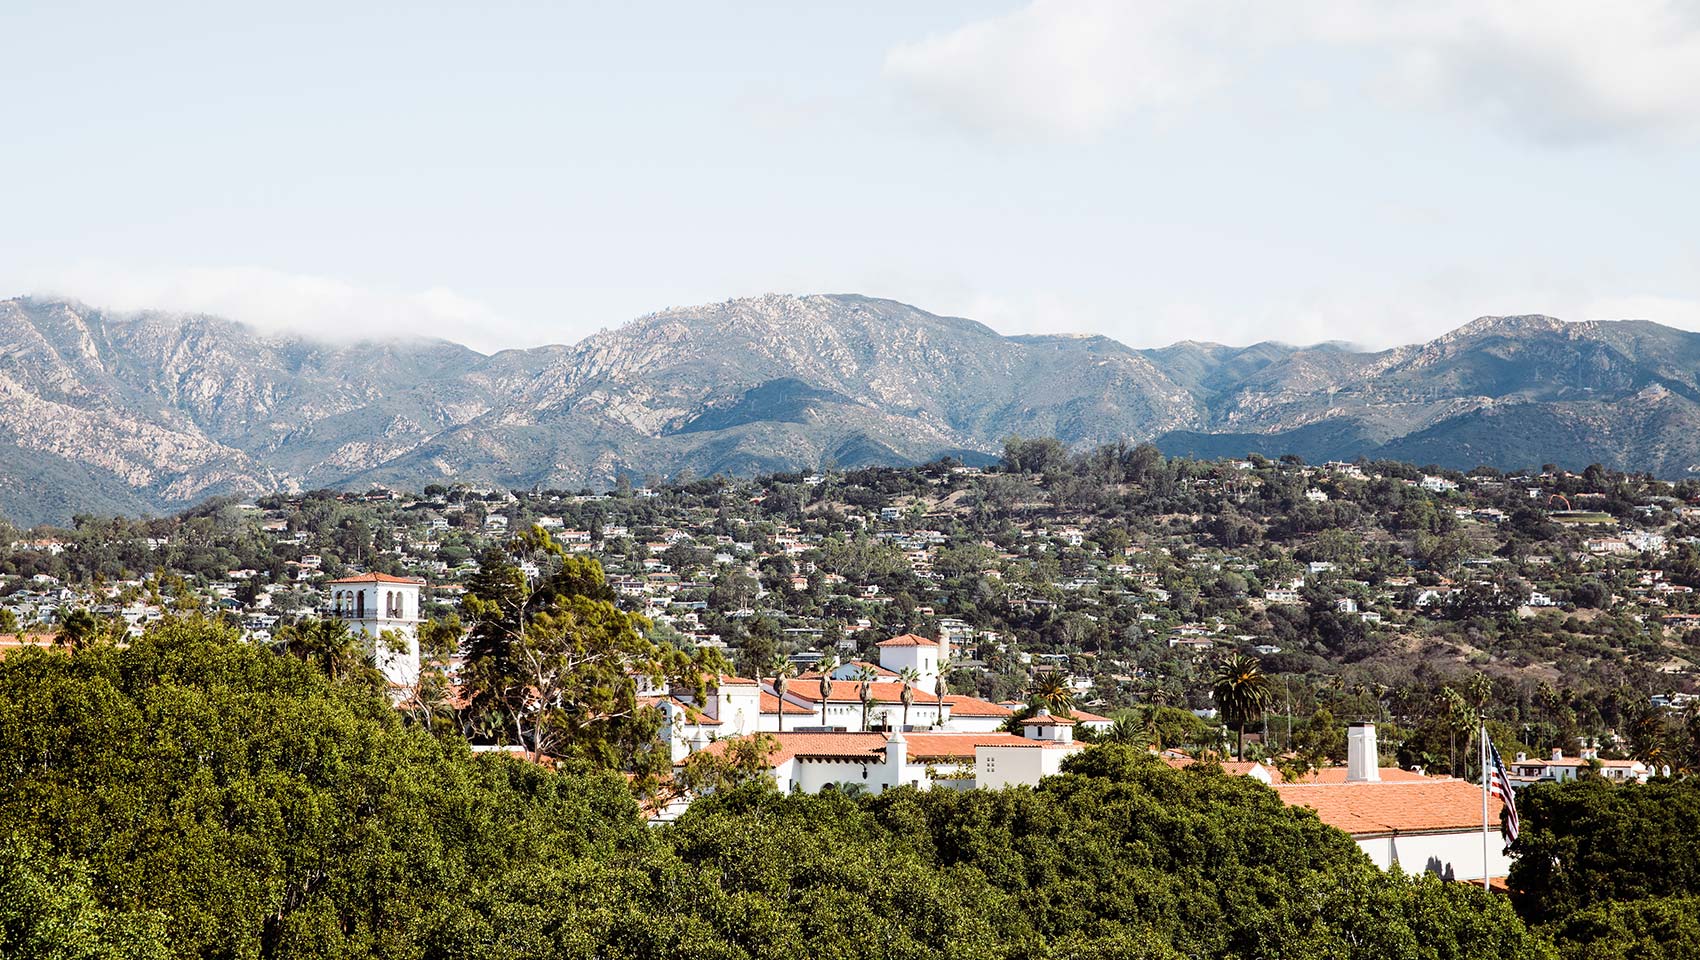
[1552,747,1563,762]
[884,727,907,788]
[1347,722,1380,782]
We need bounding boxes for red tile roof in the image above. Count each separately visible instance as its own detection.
[0,634,57,660]
[1022,714,1076,726]
[697,731,1038,767]
[637,695,721,724]
[760,691,815,715]
[1276,779,1505,836]
[876,633,937,647]
[707,732,888,765]
[326,572,426,585]
[940,694,1013,717]
[785,681,941,704]
[903,732,1031,761]
[1288,766,1437,785]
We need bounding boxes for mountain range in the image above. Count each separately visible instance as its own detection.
[3,293,1699,526]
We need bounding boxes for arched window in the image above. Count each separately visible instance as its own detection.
[356,591,365,619]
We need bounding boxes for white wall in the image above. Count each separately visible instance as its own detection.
[792,758,883,794]
[878,645,939,688]
[975,743,1080,789]
[868,701,944,730]
[944,714,1008,734]
[1356,830,1514,882]
[712,686,762,736]
[333,583,422,689]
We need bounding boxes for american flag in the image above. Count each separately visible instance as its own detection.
[1486,738,1520,842]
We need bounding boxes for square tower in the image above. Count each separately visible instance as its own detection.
[876,633,945,689]
[327,572,426,689]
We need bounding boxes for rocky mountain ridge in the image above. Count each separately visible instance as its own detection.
[2,294,1697,525]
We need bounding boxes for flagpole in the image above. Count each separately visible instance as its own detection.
[1480,715,1490,891]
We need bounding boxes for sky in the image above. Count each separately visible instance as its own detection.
[4,0,1700,353]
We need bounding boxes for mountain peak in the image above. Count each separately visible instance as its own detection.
[1448,314,1569,339]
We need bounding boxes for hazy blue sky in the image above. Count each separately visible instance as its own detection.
[5,1,1699,352]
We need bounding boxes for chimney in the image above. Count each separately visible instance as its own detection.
[1515,752,1528,763]
[884,728,907,788]
[1347,722,1380,782]
[1552,748,1563,762]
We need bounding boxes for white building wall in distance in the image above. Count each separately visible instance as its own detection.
[1358,831,1514,882]
[975,745,1045,789]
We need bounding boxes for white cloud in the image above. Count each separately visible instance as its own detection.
[32,264,526,353]
[884,0,1235,141]
[885,0,1700,144]
[1312,1,1700,143]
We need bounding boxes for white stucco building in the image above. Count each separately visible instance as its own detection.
[874,632,949,690]
[328,572,425,689]
[686,718,1086,806]
[1274,723,1513,883]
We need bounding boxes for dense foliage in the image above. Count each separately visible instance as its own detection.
[1508,776,1700,957]
[0,619,1554,959]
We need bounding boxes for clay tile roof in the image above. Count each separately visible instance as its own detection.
[785,681,941,704]
[940,695,1013,717]
[876,633,937,647]
[760,691,815,715]
[698,732,890,767]
[0,634,57,660]
[638,695,721,724]
[326,572,427,585]
[903,732,1032,760]
[712,674,760,686]
[1022,714,1076,725]
[1276,779,1505,836]
[1288,766,1437,784]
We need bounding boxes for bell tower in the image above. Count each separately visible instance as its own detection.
[327,572,426,689]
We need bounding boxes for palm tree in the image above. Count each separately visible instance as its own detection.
[1434,686,1473,778]
[898,666,921,730]
[934,656,954,724]
[1627,706,1671,768]
[1030,674,1075,716]
[855,665,879,731]
[1211,653,1273,760]
[816,656,837,728]
[1106,715,1144,745]
[55,606,101,651]
[771,657,794,733]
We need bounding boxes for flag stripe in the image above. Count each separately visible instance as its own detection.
[1486,739,1520,841]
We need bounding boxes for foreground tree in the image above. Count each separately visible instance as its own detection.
[461,527,723,788]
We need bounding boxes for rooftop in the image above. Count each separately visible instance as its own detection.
[1276,779,1505,836]
[876,633,937,648]
[326,572,427,585]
